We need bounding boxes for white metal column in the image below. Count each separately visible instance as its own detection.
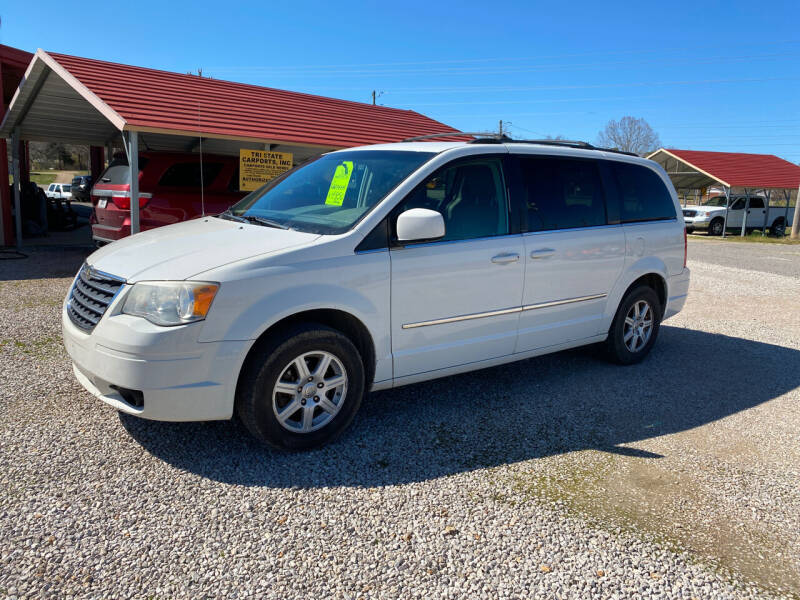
[740,188,750,237]
[721,186,731,238]
[127,131,140,235]
[791,184,800,240]
[11,127,22,250]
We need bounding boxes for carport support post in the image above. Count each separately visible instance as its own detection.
[761,190,770,236]
[722,186,731,238]
[128,131,140,235]
[783,190,791,237]
[791,184,800,240]
[740,188,749,237]
[11,127,22,250]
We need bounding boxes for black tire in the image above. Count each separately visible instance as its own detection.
[604,285,662,365]
[235,323,365,450]
[708,218,724,236]
[770,218,786,237]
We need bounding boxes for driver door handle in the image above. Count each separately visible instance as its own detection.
[530,248,555,259]
[491,252,520,264]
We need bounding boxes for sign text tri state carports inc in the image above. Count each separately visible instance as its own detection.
[239,149,294,191]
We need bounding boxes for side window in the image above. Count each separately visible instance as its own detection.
[158,162,224,187]
[395,158,508,242]
[731,198,745,210]
[748,197,765,209]
[612,162,676,222]
[518,156,607,231]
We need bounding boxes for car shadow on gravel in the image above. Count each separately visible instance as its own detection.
[120,325,800,488]
[0,247,89,281]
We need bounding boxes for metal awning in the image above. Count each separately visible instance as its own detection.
[2,49,467,248]
[647,148,800,238]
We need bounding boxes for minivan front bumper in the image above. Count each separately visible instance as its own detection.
[62,303,249,421]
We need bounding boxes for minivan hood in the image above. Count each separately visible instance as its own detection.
[87,217,320,282]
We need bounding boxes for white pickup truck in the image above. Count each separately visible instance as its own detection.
[45,183,72,201]
[683,195,795,236]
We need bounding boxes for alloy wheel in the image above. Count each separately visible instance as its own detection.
[623,300,654,353]
[272,351,348,433]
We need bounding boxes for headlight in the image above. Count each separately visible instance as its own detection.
[122,281,219,326]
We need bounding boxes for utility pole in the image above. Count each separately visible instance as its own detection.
[791,184,800,239]
[499,120,503,136]
[372,90,376,105]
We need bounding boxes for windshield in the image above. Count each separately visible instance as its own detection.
[225,150,435,234]
[705,196,728,207]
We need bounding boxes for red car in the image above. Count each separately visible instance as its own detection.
[91,152,247,244]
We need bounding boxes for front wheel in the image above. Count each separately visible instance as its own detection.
[236,323,365,450]
[708,218,724,236]
[605,286,662,365]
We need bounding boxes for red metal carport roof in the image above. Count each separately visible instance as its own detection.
[48,52,467,148]
[655,148,800,189]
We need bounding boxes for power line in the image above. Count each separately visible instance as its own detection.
[209,51,800,78]
[289,76,800,94]
[206,39,800,72]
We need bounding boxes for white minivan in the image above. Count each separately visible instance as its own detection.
[62,139,690,449]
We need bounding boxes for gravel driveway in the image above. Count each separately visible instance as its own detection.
[1,241,798,599]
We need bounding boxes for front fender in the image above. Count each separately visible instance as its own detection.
[196,250,392,382]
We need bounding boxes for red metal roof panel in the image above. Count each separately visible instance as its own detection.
[48,52,469,147]
[666,148,800,189]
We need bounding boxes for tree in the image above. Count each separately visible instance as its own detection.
[597,116,661,156]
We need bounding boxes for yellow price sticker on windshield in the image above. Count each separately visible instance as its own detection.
[325,161,354,206]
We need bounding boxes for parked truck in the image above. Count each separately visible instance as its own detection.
[683,194,794,236]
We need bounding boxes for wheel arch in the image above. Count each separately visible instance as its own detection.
[238,308,377,391]
[621,273,667,314]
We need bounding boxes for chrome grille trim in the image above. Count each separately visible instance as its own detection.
[66,264,125,332]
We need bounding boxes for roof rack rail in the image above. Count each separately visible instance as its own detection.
[499,138,638,156]
[401,132,496,142]
[468,137,637,156]
[401,133,639,156]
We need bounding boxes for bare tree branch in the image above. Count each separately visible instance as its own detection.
[597,116,661,156]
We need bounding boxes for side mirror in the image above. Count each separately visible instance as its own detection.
[396,208,445,242]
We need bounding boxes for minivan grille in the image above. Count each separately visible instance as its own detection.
[67,264,125,332]
[682,210,697,217]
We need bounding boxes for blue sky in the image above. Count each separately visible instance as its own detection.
[2,0,799,162]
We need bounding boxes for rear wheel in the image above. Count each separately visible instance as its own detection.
[708,218,724,236]
[605,286,662,365]
[770,218,786,237]
[236,323,365,450]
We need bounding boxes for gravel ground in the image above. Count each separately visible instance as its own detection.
[687,235,800,278]
[1,243,798,599]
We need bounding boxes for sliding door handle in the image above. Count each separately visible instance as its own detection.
[491,252,520,264]
[530,248,555,259]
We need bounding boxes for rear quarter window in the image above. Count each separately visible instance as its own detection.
[612,162,676,223]
[99,158,150,185]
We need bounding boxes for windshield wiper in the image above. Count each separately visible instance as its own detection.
[219,210,248,223]
[244,215,290,230]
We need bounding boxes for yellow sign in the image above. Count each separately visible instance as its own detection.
[325,161,354,206]
[239,149,293,191]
